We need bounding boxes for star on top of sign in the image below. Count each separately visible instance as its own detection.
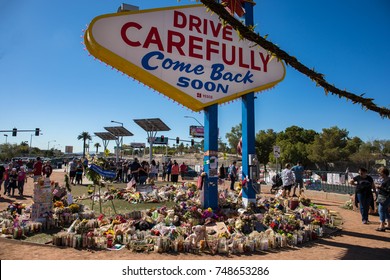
[221,0,253,17]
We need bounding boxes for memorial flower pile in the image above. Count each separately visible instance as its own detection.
[0,163,340,254]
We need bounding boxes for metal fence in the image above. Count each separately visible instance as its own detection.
[304,180,356,195]
[303,170,380,195]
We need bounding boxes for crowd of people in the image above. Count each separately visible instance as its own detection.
[65,157,192,186]
[270,161,390,233]
[0,156,54,197]
[1,155,389,233]
[349,166,390,231]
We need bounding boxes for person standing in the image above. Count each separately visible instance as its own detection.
[149,160,158,181]
[375,167,390,231]
[171,160,180,183]
[0,164,5,194]
[8,168,18,196]
[17,166,27,196]
[350,167,375,224]
[26,159,34,176]
[32,157,43,182]
[69,159,77,185]
[219,164,226,179]
[162,162,167,181]
[3,166,10,195]
[281,163,295,198]
[229,161,238,191]
[138,161,149,185]
[179,162,187,180]
[75,160,84,185]
[130,158,141,183]
[166,160,172,182]
[291,161,304,196]
[122,161,129,183]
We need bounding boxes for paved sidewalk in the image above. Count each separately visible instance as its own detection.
[0,171,389,260]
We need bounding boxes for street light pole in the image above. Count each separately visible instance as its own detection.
[48,140,56,150]
[111,120,124,162]
[184,116,204,127]
[111,120,124,126]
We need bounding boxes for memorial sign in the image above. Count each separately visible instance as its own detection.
[85,4,285,111]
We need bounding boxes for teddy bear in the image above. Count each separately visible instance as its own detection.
[186,225,206,248]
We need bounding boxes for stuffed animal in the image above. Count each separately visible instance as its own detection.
[186,225,206,247]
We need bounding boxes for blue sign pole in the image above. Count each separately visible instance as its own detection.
[201,103,219,209]
[241,0,257,207]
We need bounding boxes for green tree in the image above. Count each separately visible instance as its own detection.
[77,131,92,158]
[255,129,277,171]
[308,126,350,170]
[371,139,390,155]
[225,123,242,154]
[94,142,101,154]
[275,126,317,166]
[218,138,229,153]
[350,142,379,170]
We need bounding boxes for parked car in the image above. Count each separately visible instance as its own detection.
[184,166,198,178]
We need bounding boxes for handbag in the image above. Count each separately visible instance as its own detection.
[377,194,388,204]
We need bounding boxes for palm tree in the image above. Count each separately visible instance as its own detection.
[94,142,101,155]
[77,131,92,158]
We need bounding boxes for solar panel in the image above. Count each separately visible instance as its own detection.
[94,132,117,140]
[104,126,134,137]
[133,118,170,132]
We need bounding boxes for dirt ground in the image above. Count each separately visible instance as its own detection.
[0,170,389,260]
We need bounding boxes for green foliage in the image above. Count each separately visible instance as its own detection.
[77,131,92,158]
[225,123,242,153]
[307,126,362,169]
[255,129,277,169]
[273,126,318,166]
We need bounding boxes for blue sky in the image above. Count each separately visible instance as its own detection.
[0,0,389,153]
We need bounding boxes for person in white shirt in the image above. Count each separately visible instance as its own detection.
[281,163,295,198]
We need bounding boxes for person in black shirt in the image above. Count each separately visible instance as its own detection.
[350,167,375,224]
[130,158,141,183]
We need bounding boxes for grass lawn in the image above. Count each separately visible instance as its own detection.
[69,181,176,215]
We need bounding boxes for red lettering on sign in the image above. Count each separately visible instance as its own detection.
[167,30,185,55]
[173,10,232,41]
[143,27,164,51]
[189,36,203,59]
[121,22,142,47]
[206,40,219,60]
[121,15,270,73]
[250,50,261,71]
[222,44,235,66]
[260,53,270,72]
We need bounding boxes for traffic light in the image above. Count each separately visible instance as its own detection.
[35,128,40,136]
[176,137,179,144]
[191,139,194,146]
[12,128,17,137]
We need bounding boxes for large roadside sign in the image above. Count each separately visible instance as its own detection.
[85,4,285,111]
